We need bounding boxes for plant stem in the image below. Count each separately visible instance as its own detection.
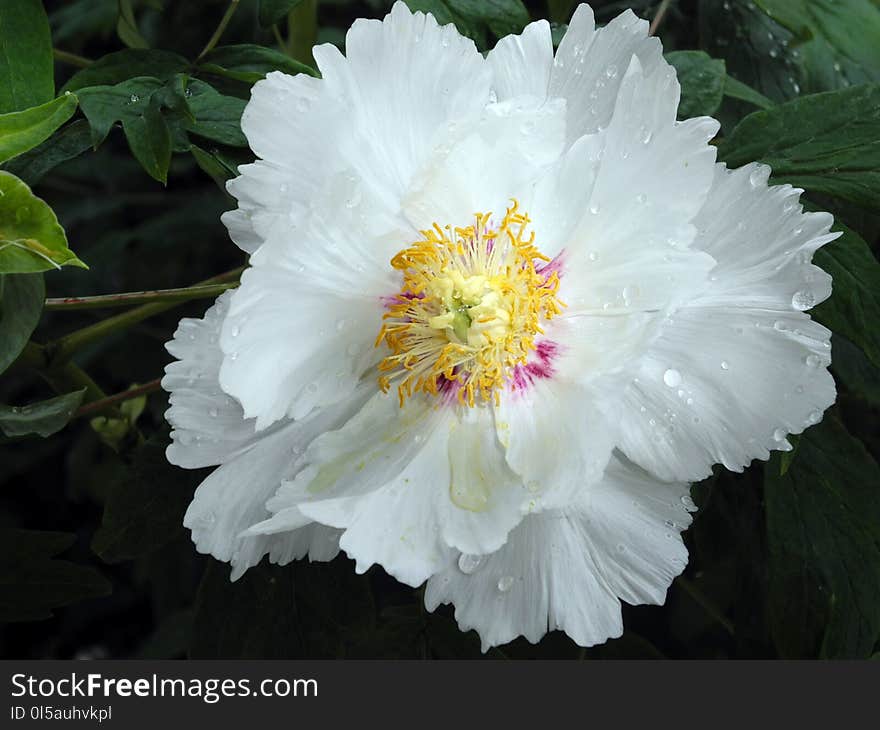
[196,0,241,61]
[287,0,317,65]
[45,267,243,366]
[45,282,237,311]
[16,342,121,418]
[53,48,93,67]
[676,576,735,636]
[649,0,674,36]
[73,377,163,420]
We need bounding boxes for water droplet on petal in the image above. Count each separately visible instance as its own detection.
[458,553,483,574]
[680,494,696,511]
[807,409,822,425]
[791,290,815,311]
[663,369,682,387]
[720,360,730,370]
[773,428,786,442]
[749,167,769,188]
[497,576,514,592]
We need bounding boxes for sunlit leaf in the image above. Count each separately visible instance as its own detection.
[0,171,87,273]
[0,94,79,164]
[1,119,94,186]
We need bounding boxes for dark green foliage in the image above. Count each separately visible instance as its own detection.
[0,529,110,621]
[765,417,880,658]
[0,0,877,661]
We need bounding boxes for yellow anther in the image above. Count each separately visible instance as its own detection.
[376,200,563,407]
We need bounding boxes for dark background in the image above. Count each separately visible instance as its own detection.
[1,0,878,660]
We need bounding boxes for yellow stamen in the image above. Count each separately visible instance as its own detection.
[376,200,564,407]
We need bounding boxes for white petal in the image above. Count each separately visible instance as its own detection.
[613,164,838,482]
[425,456,692,650]
[495,376,615,509]
[314,2,492,214]
[550,6,664,142]
[182,414,346,581]
[166,295,372,579]
[251,393,529,586]
[402,94,567,229]
[225,71,343,253]
[163,292,258,468]
[489,20,554,100]
[560,56,719,290]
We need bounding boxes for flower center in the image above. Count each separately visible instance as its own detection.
[376,200,564,407]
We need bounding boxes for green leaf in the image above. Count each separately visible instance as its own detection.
[832,335,880,409]
[190,144,237,192]
[0,94,79,164]
[448,0,530,39]
[809,220,880,368]
[0,272,43,374]
[259,0,305,28]
[61,49,189,94]
[0,529,111,622]
[0,389,86,438]
[723,75,775,110]
[666,51,726,119]
[2,119,94,186]
[116,0,149,49]
[765,416,880,658]
[0,0,54,113]
[184,81,246,147]
[199,44,317,84]
[754,0,880,92]
[91,434,208,563]
[0,171,86,272]
[717,84,880,213]
[404,0,529,47]
[77,77,180,183]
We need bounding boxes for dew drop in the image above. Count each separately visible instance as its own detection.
[720,361,730,371]
[497,576,514,593]
[209,407,219,418]
[807,409,822,425]
[129,93,140,104]
[589,203,601,215]
[680,494,696,511]
[587,251,599,262]
[804,353,821,368]
[605,64,618,79]
[663,368,682,387]
[635,193,647,204]
[458,553,483,574]
[773,428,786,442]
[749,167,769,187]
[791,290,815,311]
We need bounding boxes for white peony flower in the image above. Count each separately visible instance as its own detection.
[163,2,838,650]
